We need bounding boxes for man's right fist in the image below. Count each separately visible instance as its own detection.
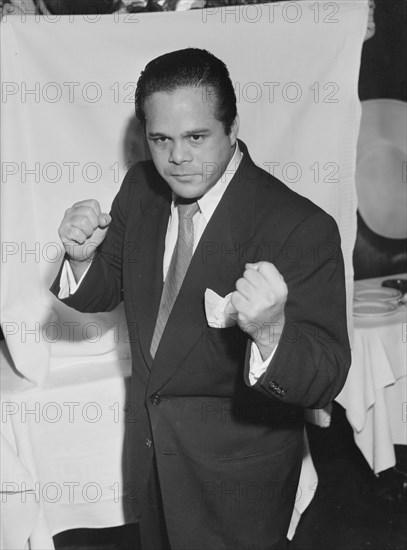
[58,199,111,262]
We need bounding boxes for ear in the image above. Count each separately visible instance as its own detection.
[229,115,239,146]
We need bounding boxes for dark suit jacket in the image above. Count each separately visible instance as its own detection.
[51,140,351,550]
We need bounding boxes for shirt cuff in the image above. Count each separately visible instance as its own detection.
[58,259,92,299]
[248,342,278,386]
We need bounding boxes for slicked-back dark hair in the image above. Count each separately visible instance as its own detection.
[135,48,237,135]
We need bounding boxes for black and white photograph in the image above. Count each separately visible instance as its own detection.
[0,1,406,549]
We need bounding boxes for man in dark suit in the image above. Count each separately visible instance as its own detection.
[51,48,350,550]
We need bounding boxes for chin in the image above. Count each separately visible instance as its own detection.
[166,179,203,199]
[174,187,201,199]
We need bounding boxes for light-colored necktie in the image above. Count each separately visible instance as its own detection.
[150,200,199,358]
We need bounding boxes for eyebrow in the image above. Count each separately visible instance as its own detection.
[184,129,211,135]
[147,132,168,138]
[147,128,211,139]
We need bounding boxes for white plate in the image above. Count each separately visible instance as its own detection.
[354,287,402,302]
[353,300,398,317]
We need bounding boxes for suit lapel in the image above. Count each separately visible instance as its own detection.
[147,144,259,395]
[127,180,171,370]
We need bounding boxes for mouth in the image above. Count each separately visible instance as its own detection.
[170,174,198,181]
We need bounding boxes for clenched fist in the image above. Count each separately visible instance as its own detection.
[227,262,287,359]
[58,199,111,263]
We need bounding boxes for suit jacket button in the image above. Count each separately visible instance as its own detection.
[145,438,152,448]
[151,395,161,406]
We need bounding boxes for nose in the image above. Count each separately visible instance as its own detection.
[169,140,191,165]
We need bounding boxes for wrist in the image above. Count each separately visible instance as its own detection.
[67,253,95,284]
[252,314,285,361]
[68,251,96,265]
[255,341,276,362]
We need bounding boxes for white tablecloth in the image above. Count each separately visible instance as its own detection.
[0,348,135,549]
[336,275,407,473]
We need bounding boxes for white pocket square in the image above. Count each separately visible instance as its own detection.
[204,288,238,328]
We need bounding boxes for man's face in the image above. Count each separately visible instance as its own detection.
[144,86,239,199]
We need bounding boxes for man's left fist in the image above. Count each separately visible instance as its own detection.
[228,262,287,357]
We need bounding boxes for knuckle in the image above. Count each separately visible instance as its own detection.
[72,200,86,208]
[88,199,100,211]
[235,278,244,289]
[244,267,255,278]
[75,216,88,230]
[258,261,270,271]
[72,227,84,240]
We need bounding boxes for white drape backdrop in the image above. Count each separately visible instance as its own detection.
[1,4,367,548]
[1,2,367,381]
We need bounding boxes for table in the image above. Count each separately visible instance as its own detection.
[336,275,407,474]
[0,348,137,550]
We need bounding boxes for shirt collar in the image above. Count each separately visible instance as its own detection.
[197,142,242,222]
[171,142,243,221]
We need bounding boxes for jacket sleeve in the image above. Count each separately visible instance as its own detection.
[246,210,351,409]
[49,165,136,313]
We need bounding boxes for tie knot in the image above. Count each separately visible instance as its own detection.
[177,200,199,220]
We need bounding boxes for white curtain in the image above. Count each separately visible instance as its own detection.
[1,1,368,383]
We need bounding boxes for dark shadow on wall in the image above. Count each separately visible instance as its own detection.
[355,0,407,279]
[359,0,407,102]
[122,115,152,169]
[353,211,407,280]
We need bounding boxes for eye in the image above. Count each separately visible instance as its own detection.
[189,135,204,144]
[151,137,169,145]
